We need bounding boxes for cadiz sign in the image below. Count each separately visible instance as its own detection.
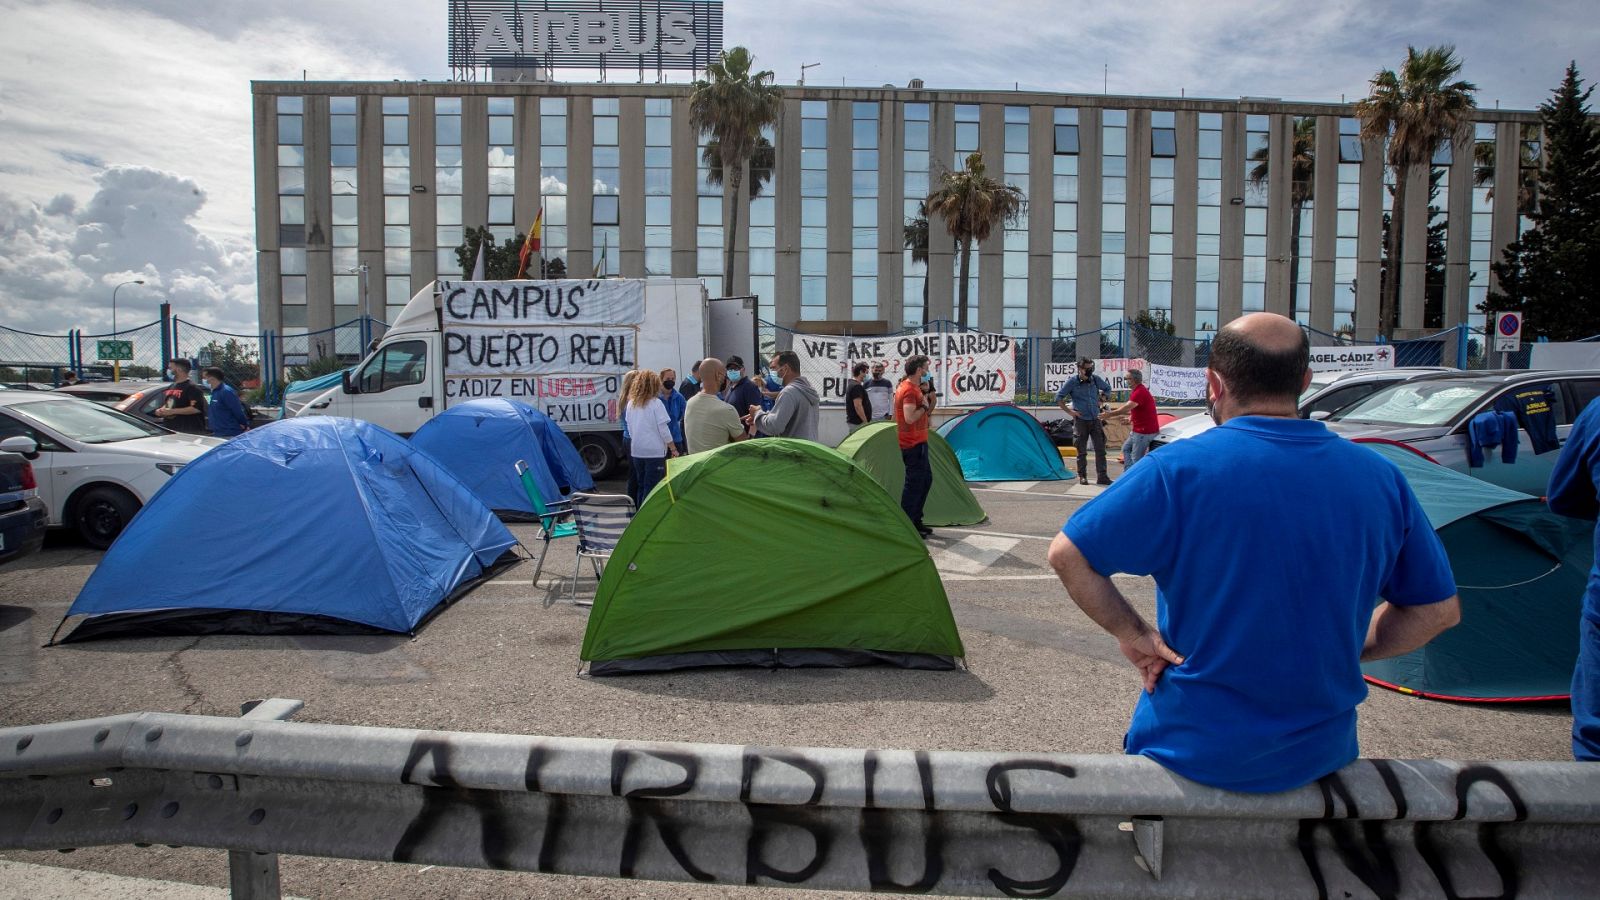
[448,1,724,71]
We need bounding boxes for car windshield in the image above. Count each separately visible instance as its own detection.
[10,398,167,443]
[1298,375,1345,404]
[1329,380,1498,427]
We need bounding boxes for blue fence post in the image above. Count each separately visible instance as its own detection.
[1456,325,1469,370]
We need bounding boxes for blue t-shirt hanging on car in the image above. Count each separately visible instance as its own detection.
[1062,416,1456,793]
[1495,385,1560,454]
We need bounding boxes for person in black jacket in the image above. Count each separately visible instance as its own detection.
[721,355,764,422]
[679,359,701,402]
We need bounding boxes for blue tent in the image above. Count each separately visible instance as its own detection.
[55,418,518,641]
[409,399,594,518]
[936,405,1069,482]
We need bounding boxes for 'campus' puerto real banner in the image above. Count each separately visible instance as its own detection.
[1308,345,1395,373]
[794,331,1016,406]
[439,279,644,424]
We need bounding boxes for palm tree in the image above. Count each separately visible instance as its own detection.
[924,152,1025,329]
[903,201,930,325]
[701,136,775,198]
[688,47,783,293]
[1248,117,1316,319]
[1355,45,1477,338]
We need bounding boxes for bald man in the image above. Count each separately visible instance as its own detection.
[1047,312,1461,793]
[683,357,748,455]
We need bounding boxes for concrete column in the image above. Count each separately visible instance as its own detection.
[1075,108,1103,352]
[1264,114,1294,317]
[1309,116,1339,333]
[826,99,852,321]
[1026,106,1054,338]
[1488,123,1520,298]
[1171,111,1198,341]
[460,96,488,230]
[356,96,386,318]
[927,102,956,324]
[410,96,437,288]
[1217,112,1245,327]
[977,103,1004,332]
[1444,130,1474,336]
[514,94,543,266]
[1123,109,1151,320]
[879,102,904,329]
[252,93,281,336]
[303,95,334,337]
[1399,163,1429,332]
[773,98,801,329]
[671,96,698,282]
[619,97,645,278]
[567,96,593,278]
[1355,135,1386,340]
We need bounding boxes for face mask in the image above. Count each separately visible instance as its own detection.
[728,370,742,382]
[686,375,698,386]
[662,379,675,390]
[165,369,175,379]
[919,372,932,384]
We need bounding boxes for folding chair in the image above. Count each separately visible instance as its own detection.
[567,492,636,606]
[514,460,577,603]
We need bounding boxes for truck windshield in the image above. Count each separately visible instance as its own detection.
[356,341,427,393]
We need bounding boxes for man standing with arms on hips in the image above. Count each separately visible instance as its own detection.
[1544,400,1600,761]
[1047,313,1460,792]
[1056,358,1113,486]
[895,355,937,539]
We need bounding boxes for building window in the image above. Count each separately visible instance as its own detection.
[644,99,673,279]
[904,102,931,328]
[1147,111,1175,322]
[1052,107,1078,339]
[1196,112,1223,335]
[1335,118,1361,332]
[539,98,567,277]
[1242,114,1269,314]
[435,97,463,276]
[851,102,879,321]
[799,100,827,311]
[1101,109,1128,328]
[276,96,306,257]
[487,97,515,234]
[1289,117,1315,326]
[1000,105,1030,337]
[382,96,410,320]
[750,122,777,319]
[1468,122,1496,337]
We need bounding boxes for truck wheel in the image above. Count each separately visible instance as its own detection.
[576,435,619,480]
[73,486,140,550]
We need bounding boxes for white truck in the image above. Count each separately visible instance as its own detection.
[299,278,755,477]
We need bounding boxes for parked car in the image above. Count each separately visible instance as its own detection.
[0,438,47,566]
[1150,367,1458,449]
[1325,370,1600,496]
[55,380,271,430]
[0,394,224,548]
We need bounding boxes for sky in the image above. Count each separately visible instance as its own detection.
[0,0,1594,335]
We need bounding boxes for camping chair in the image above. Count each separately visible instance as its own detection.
[567,492,636,606]
[514,460,577,604]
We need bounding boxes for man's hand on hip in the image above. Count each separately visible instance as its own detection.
[1118,627,1185,693]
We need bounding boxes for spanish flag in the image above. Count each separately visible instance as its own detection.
[515,207,543,279]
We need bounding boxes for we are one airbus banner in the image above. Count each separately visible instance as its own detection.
[793,331,1016,406]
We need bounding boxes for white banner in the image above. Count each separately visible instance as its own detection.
[443,373,625,425]
[438,279,645,327]
[1044,358,1148,395]
[1149,364,1209,400]
[443,325,637,377]
[1308,345,1395,372]
[793,331,1015,406]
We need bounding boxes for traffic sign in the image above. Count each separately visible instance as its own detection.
[1494,313,1522,353]
[96,340,133,361]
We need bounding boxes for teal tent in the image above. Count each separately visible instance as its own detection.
[936,405,1069,482]
[1359,441,1589,702]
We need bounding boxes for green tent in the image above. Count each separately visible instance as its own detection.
[580,439,965,674]
[1359,441,1589,702]
[835,423,987,527]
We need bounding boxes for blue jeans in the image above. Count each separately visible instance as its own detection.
[1123,431,1156,468]
[631,457,666,509]
[1575,616,1600,761]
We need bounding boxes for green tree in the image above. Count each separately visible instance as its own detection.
[702,135,775,198]
[1248,117,1316,318]
[689,47,784,293]
[1133,308,1177,335]
[453,226,557,280]
[925,152,1026,329]
[196,338,261,388]
[903,201,931,325]
[1485,63,1600,340]
[1356,45,1477,338]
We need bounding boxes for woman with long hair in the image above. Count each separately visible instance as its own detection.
[622,368,676,507]
[618,369,640,501]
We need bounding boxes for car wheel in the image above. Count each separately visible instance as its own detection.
[576,435,619,479]
[73,486,140,550]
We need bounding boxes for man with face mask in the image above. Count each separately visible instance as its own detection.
[1055,357,1113,486]
[679,360,701,402]
[722,355,764,418]
[153,358,208,435]
[201,367,250,438]
[748,351,819,441]
[896,355,938,539]
[660,368,687,455]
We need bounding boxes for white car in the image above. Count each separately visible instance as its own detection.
[0,394,224,548]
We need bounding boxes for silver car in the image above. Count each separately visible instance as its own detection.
[1325,370,1600,497]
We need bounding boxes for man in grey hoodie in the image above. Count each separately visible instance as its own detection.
[748,350,820,441]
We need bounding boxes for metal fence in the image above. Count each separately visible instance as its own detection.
[2,700,1597,899]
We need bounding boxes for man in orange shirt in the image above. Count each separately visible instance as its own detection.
[895,354,937,539]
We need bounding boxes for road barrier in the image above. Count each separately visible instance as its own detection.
[2,700,1597,898]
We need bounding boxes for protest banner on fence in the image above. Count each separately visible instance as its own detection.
[1307,345,1395,373]
[1043,358,1148,395]
[1150,364,1209,400]
[438,279,644,423]
[794,330,1015,405]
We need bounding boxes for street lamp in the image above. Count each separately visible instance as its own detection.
[111,279,143,381]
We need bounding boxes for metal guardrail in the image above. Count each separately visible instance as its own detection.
[2,701,1597,898]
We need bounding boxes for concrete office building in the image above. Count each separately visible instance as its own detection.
[251,79,1542,354]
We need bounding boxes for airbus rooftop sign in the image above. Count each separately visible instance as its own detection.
[448,0,724,72]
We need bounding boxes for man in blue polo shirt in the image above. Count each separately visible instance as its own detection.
[1545,400,1600,761]
[1047,312,1460,793]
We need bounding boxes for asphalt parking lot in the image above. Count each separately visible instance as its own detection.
[0,465,1575,898]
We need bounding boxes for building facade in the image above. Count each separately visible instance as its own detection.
[252,80,1542,351]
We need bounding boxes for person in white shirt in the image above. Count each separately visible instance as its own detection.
[622,368,678,507]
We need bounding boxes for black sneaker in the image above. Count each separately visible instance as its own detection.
[1096,477,1114,486]
[1078,477,1089,486]
[917,525,935,539]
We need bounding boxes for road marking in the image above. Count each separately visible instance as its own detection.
[932,535,1020,575]
[940,528,1054,542]
[969,487,1077,498]
[942,573,1151,582]
[978,481,1040,492]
